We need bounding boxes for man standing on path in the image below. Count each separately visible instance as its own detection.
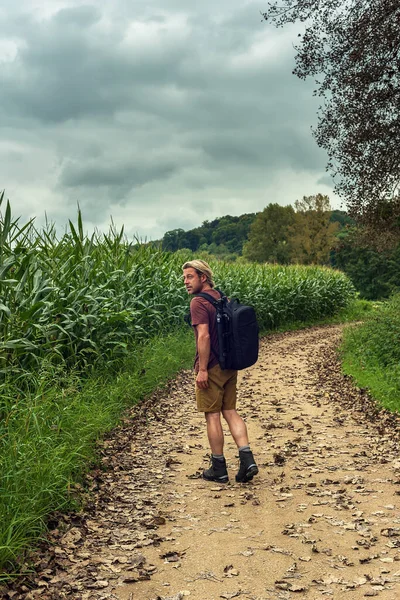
[182,259,258,484]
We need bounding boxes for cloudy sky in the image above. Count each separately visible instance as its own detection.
[1,0,338,241]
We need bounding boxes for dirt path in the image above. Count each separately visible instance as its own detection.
[4,325,400,600]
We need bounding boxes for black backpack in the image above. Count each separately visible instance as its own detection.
[188,289,259,371]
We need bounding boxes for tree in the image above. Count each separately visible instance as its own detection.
[187,213,257,255]
[263,1,400,241]
[333,229,400,299]
[162,228,186,252]
[330,210,355,229]
[183,230,201,252]
[243,203,295,263]
[288,194,339,264]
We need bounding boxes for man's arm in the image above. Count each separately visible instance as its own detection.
[196,322,210,389]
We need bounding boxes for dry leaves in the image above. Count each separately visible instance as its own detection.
[223,565,239,578]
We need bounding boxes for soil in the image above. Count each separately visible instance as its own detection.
[3,325,400,600]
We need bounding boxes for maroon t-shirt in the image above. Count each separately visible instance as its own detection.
[190,288,221,373]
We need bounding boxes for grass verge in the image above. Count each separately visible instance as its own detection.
[0,329,194,577]
[340,295,400,412]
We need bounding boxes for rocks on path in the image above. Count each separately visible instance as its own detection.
[2,325,400,600]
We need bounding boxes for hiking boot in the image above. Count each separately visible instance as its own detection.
[203,456,229,483]
[236,450,258,483]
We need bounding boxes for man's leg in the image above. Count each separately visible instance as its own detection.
[221,409,249,448]
[222,409,258,483]
[205,411,224,455]
[195,366,230,484]
[202,411,229,483]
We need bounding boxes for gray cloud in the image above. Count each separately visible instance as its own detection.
[61,159,177,190]
[0,0,337,240]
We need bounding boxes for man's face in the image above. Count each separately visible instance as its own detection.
[183,268,205,294]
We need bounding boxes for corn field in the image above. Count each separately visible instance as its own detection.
[0,193,354,384]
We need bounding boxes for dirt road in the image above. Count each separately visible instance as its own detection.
[5,325,400,600]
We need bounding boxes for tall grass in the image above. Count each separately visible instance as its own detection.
[0,329,195,576]
[341,294,400,412]
[0,194,355,575]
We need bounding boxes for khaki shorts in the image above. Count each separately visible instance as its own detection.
[195,364,238,413]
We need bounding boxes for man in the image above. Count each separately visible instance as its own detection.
[182,259,258,484]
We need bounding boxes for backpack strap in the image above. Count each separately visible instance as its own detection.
[194,292,219,307]
[191,290,226,365]
[194,289,226,309]
[185,290,224,327]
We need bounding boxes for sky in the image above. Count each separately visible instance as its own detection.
[1,0,339,241]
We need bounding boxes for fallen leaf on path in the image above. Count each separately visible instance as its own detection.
[191,571,221,582]
[273,453,286,466]
[379,557,394,563]
[239,549,254,557]
[160,550,185,563]
[86,580,109,589]
[264,545,293,556]
[298,556,311,562]
[275,580,307,592]
[186,472,202,479]
[223,565,239,577]
[155,593,189,600]
[381,527,400,537]
[61,528,82,547]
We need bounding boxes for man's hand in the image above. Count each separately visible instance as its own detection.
[196,369,209,389]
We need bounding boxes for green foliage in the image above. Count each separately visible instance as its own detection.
[333,231,400,299]
[243,204,295,263]
[161,213,256,256]
[263,2,400,240]
[341,295,400,412]
[243,196,342,267]
[288,194,339,265]
[161,228,188,252]
[343,295,400,367]
[156,199,400,303]
[332,298,375,323]
[160,199,353,269]
[258,298,374,333]
[330,210,355,228]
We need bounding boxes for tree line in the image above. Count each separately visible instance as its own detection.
[160,194,400,300]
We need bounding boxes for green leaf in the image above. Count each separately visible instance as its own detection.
[0,303,11,316]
